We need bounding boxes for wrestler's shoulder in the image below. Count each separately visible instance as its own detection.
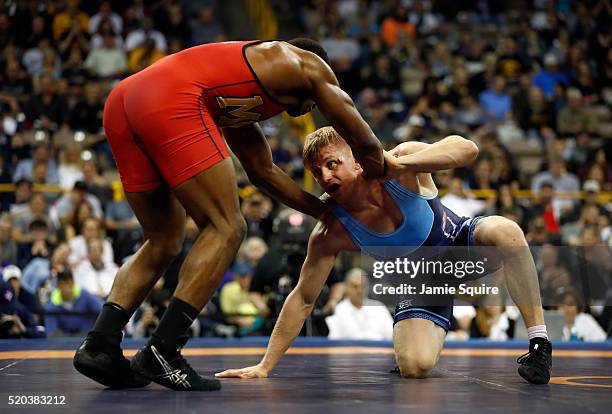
[309,212,353,252]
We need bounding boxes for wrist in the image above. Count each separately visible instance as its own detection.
[259,359,274,372]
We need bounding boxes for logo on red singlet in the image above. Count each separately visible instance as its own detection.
[216,95,263,127]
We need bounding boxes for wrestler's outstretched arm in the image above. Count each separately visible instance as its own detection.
[385,135,479,175]
[224,123,325,218]
[215,223,339,379]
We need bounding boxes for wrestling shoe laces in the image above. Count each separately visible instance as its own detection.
[517,337,552,384]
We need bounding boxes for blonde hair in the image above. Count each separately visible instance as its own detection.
[302,126,346,168]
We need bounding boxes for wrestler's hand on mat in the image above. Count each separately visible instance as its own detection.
[215,364,269,379]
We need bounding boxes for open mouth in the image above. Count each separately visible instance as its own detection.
[327,183,341,193]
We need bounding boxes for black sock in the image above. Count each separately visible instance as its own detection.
[91,302,130,337]
[150,297,199,354]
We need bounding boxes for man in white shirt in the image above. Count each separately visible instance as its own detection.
[326,268,393,340]
[88,1,123,34]
[124,17,167,52]
[84,33,127,79]
[440,177,486,218]
[73,238,118,299]
[69,217,114,267]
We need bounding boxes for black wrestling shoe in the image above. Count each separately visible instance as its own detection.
[517,337,552,384]
[131,342,221,391]
[73,332,151,389]
[390,366,400,375]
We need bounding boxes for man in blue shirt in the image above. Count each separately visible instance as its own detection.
[479,76,512,121]
[532,53,569,98]
[44,270,103,336]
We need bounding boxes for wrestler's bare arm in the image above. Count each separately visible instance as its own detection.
[300,53,385,179]
[223,123,325,219]
[388,135,479,174]
[216,218,350,378]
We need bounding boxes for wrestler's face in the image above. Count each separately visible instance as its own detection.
[309,144,362,199]
[287,99,316,117]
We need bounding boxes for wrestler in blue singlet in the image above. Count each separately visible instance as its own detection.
[331,179,484,331]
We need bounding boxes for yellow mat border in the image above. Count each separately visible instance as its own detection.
[1,347,612,360]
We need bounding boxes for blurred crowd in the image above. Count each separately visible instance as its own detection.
[0,0,611,341]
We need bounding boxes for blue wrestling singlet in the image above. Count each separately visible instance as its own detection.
[331,180,483,331]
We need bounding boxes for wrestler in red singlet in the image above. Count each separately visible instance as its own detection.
[104,40,285,192]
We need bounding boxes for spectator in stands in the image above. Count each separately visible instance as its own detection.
[470,306,513,341]
[81,159,113,206]
[125,16,167,52]
[25,74,67,133]
[321,27,360,64]
[0,278,45,339]
[57,16,91,61]
[579,148,612,185]
[20,14,52,50]
[64,200,94,240]
[127,38,165,74]
[13,142,59,185]
[0,214,16,264]
[11,192,54,245]
[562,180,610,224]
[532,53,570,98]
[91,18,124,50]
[515,86,554,140]
[21,243,70,297]
[440,176,486,218]
[61,49,88,88]
[57,146,84,190]
[51,180,102,227]
[526,183,561,235]
[325,268,393,340]
[52,0,89,41]
[532,158,580,193]
[68,83,104,133]
[560,289,606,341]
[128,277,176,339]
[8,179,33,216]
[236,237,269,317]
[88,1,122,35]
[237,237,268,270]
[380,4,416,47]
[44,269,102,337]
[449,304,476,340]
[220,262,263,335]
[190,6,225,45]
[241,191,273,239]
[479,76,512,122]
[497,35,529,82]
[467,158,499,191]
[73,238,118,299]
[156,3,192,46]
[130,304,160,339]
[84,31,127,79]
[1,58,32,102]
[17,219,55,268]
[557,88,597,136]
[562,204,603,245]
[68,217,114,267]
[22,38,62,78]
[2,265,41,316]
